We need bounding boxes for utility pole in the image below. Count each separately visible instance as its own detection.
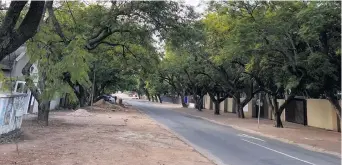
[258,92,261,129]
[90,64,96,109]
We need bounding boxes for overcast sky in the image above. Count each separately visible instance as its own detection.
[153,0,208,54]
[184,0,207,14]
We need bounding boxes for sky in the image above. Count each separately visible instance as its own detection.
[153,0,208,54]
[184,0,207,14]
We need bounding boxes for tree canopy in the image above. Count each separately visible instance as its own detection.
[0,1,340,127]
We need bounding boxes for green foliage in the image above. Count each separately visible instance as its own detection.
[26,3,93,101]
[21,0,340,108]
[199,1,341,99]
[22,1,196,103]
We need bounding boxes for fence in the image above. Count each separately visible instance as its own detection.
[203,94,341,131]
[0,93,28,135]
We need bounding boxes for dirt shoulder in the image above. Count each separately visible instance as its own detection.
[146,101,341,157]
[0,105,214,165]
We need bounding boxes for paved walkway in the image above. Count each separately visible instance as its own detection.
[145,100,341,156]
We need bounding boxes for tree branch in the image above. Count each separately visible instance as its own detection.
[99,41,124,47]
[22,61,41,103]
[0,1,27,36]
[46,1,68,43]
[66,1,77,26]
[0,1,45,62]
[86,29,130,50]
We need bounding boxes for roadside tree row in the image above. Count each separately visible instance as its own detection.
[146,1,341,128]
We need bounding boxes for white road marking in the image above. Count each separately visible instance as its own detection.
[241,139,316,165]
[238,134,265,142]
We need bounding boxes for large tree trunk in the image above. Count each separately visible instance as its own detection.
[266,94,274,119]
[236,103,241,117]
[209,92,229,115]
[235,92,256,119]
[214,101,220,115]
[325,91,341,119]
[196,95,204,111]
[180,92,188,108]
[214,93,220,115]
[154,94,159,103]
[145,89,151,101]
[76,85,87,107]
[22,61,52,126]
[275,111,283,128]
[0,1,46,61]
[272,95,296,128]
[223,99,228,113]
[193,94,199,109]
[329,99,341,119]
[157,94,162,103]
[234,94,245,118]
[271,96,283,127]
[37,101,50,126]
[237,104,245,118]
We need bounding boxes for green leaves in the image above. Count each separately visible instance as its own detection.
[198,1,341,98]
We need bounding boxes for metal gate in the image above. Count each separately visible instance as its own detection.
[285,99,307,125]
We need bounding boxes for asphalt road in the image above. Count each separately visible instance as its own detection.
[127,100,341,165]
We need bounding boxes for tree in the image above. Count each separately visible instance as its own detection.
[204,1,341,126]
[201,6,261,117]
[22,1,196,125]
[158,48,189,107]
[0,1,45,61]
[161,20,211,110]
[296,1,341,119]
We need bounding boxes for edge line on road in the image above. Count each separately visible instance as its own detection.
[238,134,265,142]
[162,107,341,158]
[133,105,227,165]
[241,139,316,165]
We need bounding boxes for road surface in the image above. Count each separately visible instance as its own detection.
[127,100,341,165]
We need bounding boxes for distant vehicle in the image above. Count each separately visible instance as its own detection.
[97,94,115,103]
[132,94,139,99]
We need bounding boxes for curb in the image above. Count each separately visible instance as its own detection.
[134,107,226,165]
[172,109,341,158]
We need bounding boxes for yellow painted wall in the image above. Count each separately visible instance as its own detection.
[204,94,211,110]
[220,101,225,112]
[230,97,339,131]
[227,98,233,112]
[307,99,339,131]
[244,100,254,118]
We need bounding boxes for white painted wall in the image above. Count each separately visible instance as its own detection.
[241,98,248,112]
[50,98,60,110]
[0,94,27,135]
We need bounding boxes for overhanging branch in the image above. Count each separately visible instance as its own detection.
[86,29,130,50]
[0,1,45,61]
[0,1,27,36]
[47,1,68,43]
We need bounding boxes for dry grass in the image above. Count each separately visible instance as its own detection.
[0,106,213,165]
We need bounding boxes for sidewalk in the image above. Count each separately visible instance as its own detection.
[147,101,341,156]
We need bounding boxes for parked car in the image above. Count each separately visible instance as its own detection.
[97,94,115,103]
